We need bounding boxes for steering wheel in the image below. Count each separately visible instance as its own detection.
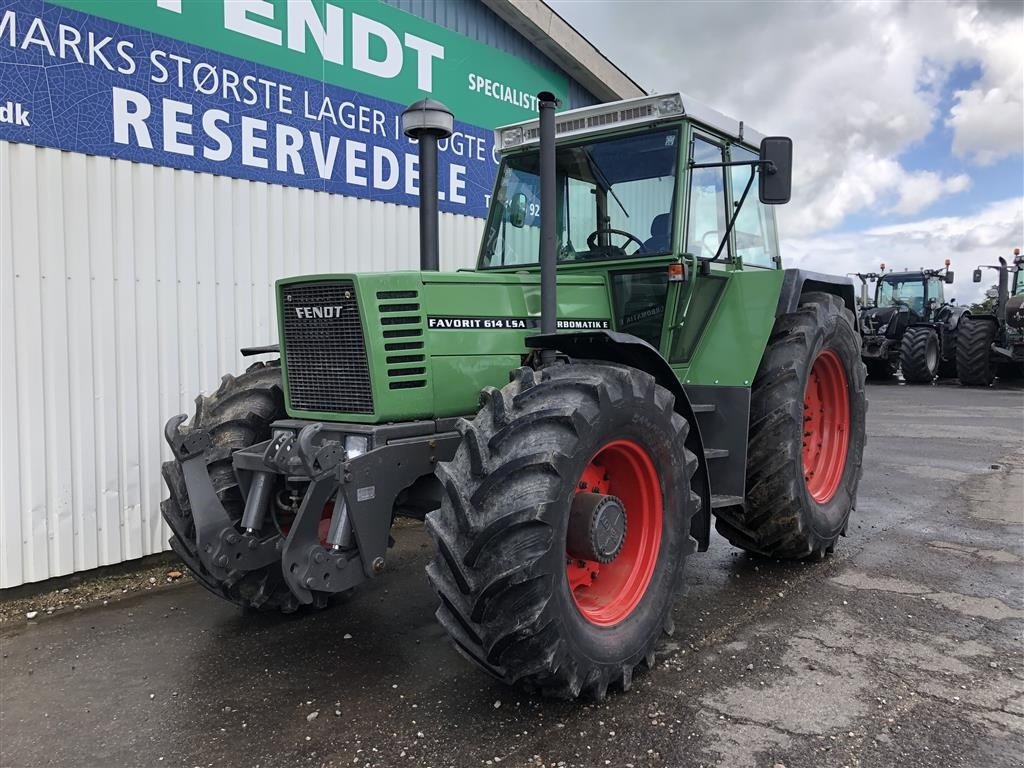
[586,228,644,254]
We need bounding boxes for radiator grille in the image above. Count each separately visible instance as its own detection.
[281,281,374,414]
[376,290,427,391]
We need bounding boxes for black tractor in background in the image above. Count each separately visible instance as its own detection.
[958,248,1024,386]
[855,261,964,382]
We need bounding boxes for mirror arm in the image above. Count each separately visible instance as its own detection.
[710,164,757,263]
[690,159,769,170]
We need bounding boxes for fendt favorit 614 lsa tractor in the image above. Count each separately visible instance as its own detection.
[162,92,866,699]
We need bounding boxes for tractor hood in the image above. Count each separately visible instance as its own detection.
[276,270,612,423]
[860,305,906,336]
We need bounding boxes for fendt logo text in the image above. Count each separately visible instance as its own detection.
[294,306,346,319]
[0,101,30,127]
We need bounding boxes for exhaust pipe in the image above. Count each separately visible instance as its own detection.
[402,99,454,271]
[538,91,560,364]
[996,256,1009,324]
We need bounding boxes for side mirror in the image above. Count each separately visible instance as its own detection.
[972,268,982,283]
[508,192,527,228]
[945,271,954,284]
[759,136,792,205]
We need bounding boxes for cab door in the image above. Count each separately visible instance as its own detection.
[667,133,732,364]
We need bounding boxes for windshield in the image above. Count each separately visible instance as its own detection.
[479,128,680,268]
[877,277,926,313]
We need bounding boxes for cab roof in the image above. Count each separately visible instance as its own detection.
[495,93,767,152]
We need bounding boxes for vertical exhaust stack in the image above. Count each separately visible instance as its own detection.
[402,99,454,271]
[996,256,1009,324]
[537,91,560,364]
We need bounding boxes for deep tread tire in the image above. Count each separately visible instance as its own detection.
[715,292,866,559]
[161,361,302,613]
[900,326,939,383]
[956,316,997,386]
[426,362,699,699]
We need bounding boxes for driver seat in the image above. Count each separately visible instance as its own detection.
[639,213,671,254]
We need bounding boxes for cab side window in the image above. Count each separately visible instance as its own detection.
[686,136,729,259]
[729,146,779,268]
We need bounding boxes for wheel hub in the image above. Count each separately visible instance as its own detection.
[567,492,627,564]
[566,439,663,627]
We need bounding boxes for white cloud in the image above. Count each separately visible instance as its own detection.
[783,197,1024,306]
[946,7,1024,165]
[549,0,1022,236]
[892,171,972,216]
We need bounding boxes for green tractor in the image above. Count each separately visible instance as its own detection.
[854,263,961,382]
[162,92,866,699]
[958,248,1024,385]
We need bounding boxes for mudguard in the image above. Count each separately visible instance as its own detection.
[777,269,857,318]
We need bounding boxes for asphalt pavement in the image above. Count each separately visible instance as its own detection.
[2,381,1022,768]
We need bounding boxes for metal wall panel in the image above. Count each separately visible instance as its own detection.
[382,0,599,110]
[0,140,484,587]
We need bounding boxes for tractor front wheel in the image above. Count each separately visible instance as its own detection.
[715,292,866,559]
[426,363,699,699]
[161,361,306,613]
[900,327,939,383]
[956,316,997,386]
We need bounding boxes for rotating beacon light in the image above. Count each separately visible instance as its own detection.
[402,99,455,272]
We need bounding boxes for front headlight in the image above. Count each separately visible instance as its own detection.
[345,434,369,459]
[878,323,888,334]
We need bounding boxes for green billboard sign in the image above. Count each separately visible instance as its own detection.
[48,0,570,127]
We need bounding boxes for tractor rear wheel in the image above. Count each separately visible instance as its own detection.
[900,327,939,383]
[161,360,303,613]
[426,363,699,699]
[715,292,866,559]
[956,316,997,386]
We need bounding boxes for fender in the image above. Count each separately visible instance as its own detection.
[935,305,970,330]
[526,330,712,551]
[777,269,857,318]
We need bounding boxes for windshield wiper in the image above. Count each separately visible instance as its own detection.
[583,148,629,219]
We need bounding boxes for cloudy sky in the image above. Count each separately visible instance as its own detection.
[549,0,1024,304]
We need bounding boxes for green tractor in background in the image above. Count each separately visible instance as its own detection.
[162,92,866,699]
[855,263,962,382]
[958,248,1024,385]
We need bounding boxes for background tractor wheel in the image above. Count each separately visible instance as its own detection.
[716,292,866,559]
[866,358,896,380]
[426,363,699,700]
[900,327,939,383]
[956,316,997,386]
[161,360,305,613]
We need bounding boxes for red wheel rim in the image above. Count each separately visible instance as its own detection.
[566,439,662,627]
[803,349,850,503]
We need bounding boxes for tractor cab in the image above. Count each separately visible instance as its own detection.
[874,265,953,322]
[481,93,793,360]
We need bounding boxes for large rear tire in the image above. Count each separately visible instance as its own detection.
[956,316,997,386]
[426,363,699,699]
[161,360,303,613]
[900,327,939,383]
[716,292,866,559]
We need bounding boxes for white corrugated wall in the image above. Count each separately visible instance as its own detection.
[0,140,483,588]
